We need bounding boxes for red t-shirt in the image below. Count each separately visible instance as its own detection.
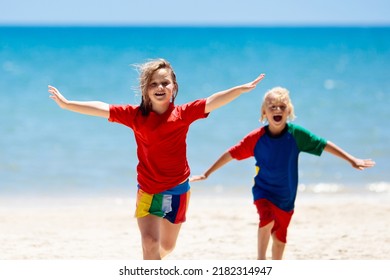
[109,99,209,194]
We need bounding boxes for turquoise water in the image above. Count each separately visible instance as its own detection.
[0,27,389,196]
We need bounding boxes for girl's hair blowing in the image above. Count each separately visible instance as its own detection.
[135,58,178,116]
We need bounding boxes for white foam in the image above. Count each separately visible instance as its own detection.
[367,182,390,193]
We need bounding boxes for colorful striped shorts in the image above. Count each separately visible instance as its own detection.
[135,181,190,224]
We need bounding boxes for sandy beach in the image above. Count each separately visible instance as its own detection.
[0,191,389,260]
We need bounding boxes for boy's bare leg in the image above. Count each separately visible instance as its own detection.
[271,234,285,260]
[257,221,274,260]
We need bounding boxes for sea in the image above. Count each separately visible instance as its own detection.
[0,26,389,197]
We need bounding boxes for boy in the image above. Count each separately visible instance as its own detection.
[190,86,375,259]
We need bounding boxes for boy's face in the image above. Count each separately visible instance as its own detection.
[263,95,291,132]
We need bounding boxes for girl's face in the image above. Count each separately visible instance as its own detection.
[263,94,291,134]
[147,68,176,111]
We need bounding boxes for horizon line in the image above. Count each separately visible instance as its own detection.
[1,23,390,28]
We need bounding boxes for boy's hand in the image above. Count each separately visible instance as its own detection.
[189,175,207,182]
[352,158,376,170]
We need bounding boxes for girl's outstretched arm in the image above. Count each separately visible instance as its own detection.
[190,151,234,182]
[48,85,109,118]
[204,73,265,113]
[324,141,376,170]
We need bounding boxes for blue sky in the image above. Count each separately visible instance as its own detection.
[1,0,389,26]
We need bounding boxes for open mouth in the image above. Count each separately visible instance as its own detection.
[155,92,165,97]
[273,115,282,122]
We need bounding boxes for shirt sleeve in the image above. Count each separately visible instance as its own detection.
[108,104,138,128]
[179,99,209,124]
[228,128,264,160]
[290,124,327,156]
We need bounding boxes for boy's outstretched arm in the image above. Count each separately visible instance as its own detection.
[48,85,110,118]
[324,141,376,170]
[190,151,234,182]
[204,73,265,114]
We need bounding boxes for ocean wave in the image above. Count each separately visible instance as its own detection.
[298,182,390,194]
[194,182,390,197]
[367,182,390,193]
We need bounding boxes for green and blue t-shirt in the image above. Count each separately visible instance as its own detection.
[229,123,327,211]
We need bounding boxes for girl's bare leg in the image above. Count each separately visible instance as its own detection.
[137,215,162,260]
[160,219,182,259]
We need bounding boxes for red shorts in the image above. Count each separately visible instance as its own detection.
[254,199,294,243]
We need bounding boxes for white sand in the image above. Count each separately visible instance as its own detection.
[0,192,389,260]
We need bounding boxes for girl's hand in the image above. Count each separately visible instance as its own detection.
[48,86,109,117]
[241,73,265,92]
[48,85,68,109]
[204,73,265,113]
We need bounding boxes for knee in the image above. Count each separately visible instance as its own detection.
[141,234,160,257]
[160,239,176,257]
[273,238,285,249]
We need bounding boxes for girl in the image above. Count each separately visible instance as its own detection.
[190,86,375,260]
[49,58,265,259]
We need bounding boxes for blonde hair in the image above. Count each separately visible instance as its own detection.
[135,58,178,116]
[260,87,296,123]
